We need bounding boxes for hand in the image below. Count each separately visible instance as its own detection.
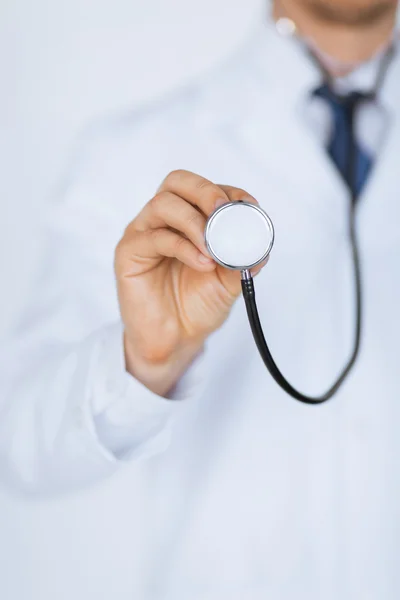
[114,170,266,396]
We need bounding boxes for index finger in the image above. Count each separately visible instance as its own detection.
[157,170,230,217]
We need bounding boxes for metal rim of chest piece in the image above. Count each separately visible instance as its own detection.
[204,201,275,271]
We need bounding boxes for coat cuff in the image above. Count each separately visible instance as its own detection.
[91,323,204,460]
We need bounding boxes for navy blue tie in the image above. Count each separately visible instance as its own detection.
[314,84,374,198]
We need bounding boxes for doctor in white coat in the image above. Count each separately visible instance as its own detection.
[1,0,400,598]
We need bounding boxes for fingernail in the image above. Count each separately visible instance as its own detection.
[215,198,227,210]
[198,253,213,264]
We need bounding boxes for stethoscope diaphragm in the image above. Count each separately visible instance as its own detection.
[204,201,275,271]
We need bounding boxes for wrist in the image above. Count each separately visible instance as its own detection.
[123,332,203,397]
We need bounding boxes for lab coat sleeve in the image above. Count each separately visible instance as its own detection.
[0,135,205,495]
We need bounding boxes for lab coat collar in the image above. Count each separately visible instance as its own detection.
[195,20,321,129]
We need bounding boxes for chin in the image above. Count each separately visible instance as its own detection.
[303,0,397,26]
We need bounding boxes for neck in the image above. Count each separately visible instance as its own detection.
[273,0,397,75]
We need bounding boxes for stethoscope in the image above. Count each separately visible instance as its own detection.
[204,28,396,405]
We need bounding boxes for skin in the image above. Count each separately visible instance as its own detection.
[274,0,398,68]
[115,1,398,397]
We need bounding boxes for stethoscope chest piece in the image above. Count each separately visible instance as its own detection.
[204,201,275,271]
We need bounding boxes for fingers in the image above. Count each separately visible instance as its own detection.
[133,175,260,262]
[217,185,259,206]
[157,170,231,217]
[117,228,216,275]
[134,192,209,256]
[118,170,262,275]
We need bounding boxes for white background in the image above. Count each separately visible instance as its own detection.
[0,1,263,598]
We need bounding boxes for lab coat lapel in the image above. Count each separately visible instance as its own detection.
[359,52,400,250]
[201,22,351,234]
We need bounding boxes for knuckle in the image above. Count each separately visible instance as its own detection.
[165,169,187,185]
[114,238,128,272]
[115,235,128,257]
[149,192,166,212]
[195,179,226,203]
[194,178,215,191]
[123,220,136,237]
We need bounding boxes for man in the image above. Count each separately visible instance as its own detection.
[1,1,400,598]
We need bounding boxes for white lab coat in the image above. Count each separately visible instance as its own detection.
[1,21,400,600]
